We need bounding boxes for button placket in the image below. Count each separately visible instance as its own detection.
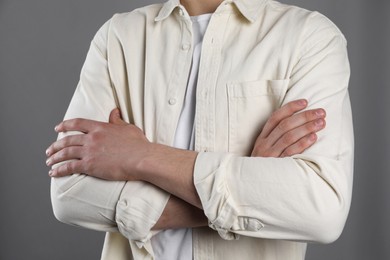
[194,13,230,153]
[157,15,193,145]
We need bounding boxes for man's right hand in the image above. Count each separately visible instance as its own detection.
[251,99,326,158]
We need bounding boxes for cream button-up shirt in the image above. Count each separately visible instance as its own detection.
[50,0,354,259]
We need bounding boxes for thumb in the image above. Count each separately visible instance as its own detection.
[109,108,127,125]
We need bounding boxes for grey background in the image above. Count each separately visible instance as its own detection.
[0,0,389,259]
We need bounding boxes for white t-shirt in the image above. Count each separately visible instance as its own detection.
[150,13,212,260]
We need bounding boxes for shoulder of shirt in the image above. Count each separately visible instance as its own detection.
[91,4,163,45]
[265,1,346,42]
[110,3,163,27]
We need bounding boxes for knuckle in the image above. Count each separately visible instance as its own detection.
[65,163,73,173]
[70,118,85,130]
[84,156,95,172]
[66,147,76,157]
[295,140,306,150]
[284,143,303,157]
[96,124,107,134]
[306,122,317,132]
[90,131,102,142]
[58,150,66,161]
[286,102,296,112]
[56,164,67,176]
[269,111,279,124]
[295,137,313,152]
[282,132,295,145]
[305,110,315,120]
[285,101,299,113]
[74,118,83,126]
[282,148,293,157]
[277,119,289,132]
[52,152,60,162]
[62,137,70,147]
[67,119,77,129]
[94,124,103,132]
[66,162,78,175]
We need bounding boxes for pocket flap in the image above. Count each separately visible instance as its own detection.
[228,79,289,98]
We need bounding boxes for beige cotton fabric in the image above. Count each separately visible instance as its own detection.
[50,0,354,259]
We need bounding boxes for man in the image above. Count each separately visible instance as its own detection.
[46,0,354,259]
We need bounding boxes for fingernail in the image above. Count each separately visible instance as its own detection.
[298,99,307,106]
[46,158,51,166]
[316,109,325,117]
[46,149,50,156]
[48,170,53,176]
[315,119,324,127]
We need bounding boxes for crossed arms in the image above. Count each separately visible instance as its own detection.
[47,14,353,244]
[47,100,326,230]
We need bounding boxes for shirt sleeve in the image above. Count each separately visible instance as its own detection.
[50,18,170,243]
[193,12,354,243]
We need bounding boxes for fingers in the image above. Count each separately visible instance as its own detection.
[272,118,326,154]
[252,99,327,158]
[280,133,318,157]
[46,146,83,167]
[46,134,84,157]
[49,160,84,178]
[260,99,308,138]
[55,108,126,133]
[109,108,127,125]
[266,108,326,147]
[55,118,99,133]
[46,134,85,176]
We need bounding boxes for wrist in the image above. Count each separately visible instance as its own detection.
[134,142,201,208]
[133,142,160,181]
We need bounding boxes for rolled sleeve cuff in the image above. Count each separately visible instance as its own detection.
[115,180,170,245]
[194,152,239,240]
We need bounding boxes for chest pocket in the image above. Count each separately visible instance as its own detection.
[227,79,289,155]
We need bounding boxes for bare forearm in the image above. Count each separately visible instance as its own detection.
[47,101,328,234]
[137,143,202,208]
[152,195,207,230]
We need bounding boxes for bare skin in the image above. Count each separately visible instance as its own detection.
[46,99,326,229]
[180,0,224,16]
[153,100,326,229]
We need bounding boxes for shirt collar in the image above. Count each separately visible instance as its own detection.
[155,0,268,23]
[233,0,269,23]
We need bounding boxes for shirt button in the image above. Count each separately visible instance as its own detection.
[120,199,128,207]
[182,43,190,51]
[168,98,177,105]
